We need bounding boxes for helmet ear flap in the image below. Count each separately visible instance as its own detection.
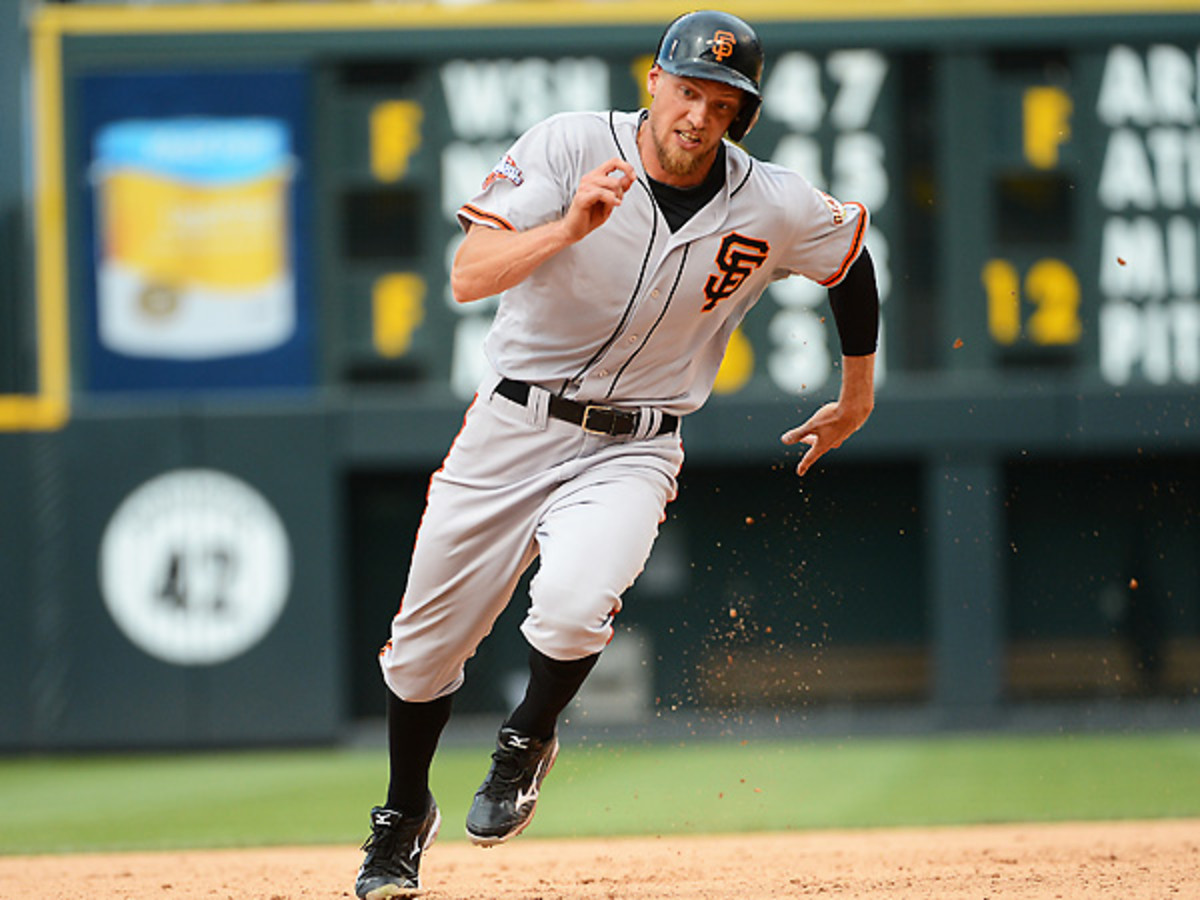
[728,95,761,143]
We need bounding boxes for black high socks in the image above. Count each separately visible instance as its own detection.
[502,646,600,740]
[384,690,454,817]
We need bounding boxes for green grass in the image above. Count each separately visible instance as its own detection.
[2,731,1199,854]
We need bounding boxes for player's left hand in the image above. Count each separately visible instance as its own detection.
[780,401,871,476]
[780,353,876,477]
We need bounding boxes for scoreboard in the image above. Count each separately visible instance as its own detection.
[967,41,1200,386]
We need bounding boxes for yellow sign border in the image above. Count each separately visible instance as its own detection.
[10,0,1197,431]
[2,20,67,431]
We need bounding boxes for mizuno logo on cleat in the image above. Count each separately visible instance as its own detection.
[516,757,549,809]
[515,782,539,810]
[506,735,531,749]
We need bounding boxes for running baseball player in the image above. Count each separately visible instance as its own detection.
[356,10,879,897]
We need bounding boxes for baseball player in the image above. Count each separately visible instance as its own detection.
[355,10,879,897]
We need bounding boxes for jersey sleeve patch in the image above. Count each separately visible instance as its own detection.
[457,203,516,232]
[817,190,846,226]
[481,153,525,190]
[817,201,868,287]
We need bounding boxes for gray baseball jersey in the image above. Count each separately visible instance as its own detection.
[380,109,869,700]
[458,110,868,415]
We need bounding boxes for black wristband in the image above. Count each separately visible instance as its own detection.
[827,247,880,357]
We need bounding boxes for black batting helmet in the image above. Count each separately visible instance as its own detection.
[654,10,764,142]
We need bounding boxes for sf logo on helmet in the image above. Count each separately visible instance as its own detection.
[708,30,737,61]
[702,232,769,311]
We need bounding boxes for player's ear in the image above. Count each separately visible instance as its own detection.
[646,64,662,99]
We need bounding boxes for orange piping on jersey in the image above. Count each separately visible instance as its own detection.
[459,204,516,231]
[817,201,868,288]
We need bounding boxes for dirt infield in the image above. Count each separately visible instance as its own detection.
[6,819,1199,899]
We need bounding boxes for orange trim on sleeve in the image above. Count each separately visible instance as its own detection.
[818,201,869,288]
[458,203,516,231]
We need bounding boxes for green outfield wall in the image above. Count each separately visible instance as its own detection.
[1,1,1198,749]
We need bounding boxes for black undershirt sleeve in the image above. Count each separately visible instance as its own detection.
[826,246,880,357]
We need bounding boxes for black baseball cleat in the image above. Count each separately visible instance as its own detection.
[465,727,559,846]
[355,796,441,899]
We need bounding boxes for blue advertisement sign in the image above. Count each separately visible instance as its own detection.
[80,69,315,392]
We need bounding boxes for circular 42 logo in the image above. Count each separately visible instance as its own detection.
[99,469,292,666]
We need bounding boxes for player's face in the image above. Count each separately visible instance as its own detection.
[643,68,743,186]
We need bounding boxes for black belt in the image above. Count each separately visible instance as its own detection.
[495,378,678,438]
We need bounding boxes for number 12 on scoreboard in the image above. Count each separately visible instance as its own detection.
[981,257,1082,347]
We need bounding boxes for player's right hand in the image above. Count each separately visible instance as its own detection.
[562,159,636,242]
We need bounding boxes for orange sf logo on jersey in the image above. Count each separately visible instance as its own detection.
[702,232,770,311]
[709,30,737,62]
